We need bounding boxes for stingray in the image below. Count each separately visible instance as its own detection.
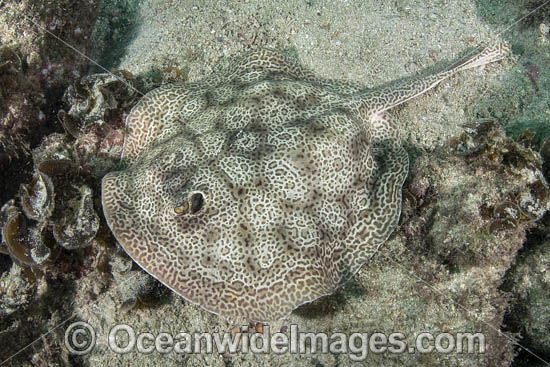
[102,45,508,321]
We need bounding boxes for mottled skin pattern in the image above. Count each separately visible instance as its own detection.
[102,45,508,321]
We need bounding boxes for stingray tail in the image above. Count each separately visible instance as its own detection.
[354,41,510,115]
[446,42,511,73]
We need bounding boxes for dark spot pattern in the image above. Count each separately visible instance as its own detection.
[102,45,508,321]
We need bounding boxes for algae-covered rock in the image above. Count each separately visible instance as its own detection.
[52,185,99,250]
[389,122,550,366]
[0,0,102,205]
[502,237,550,360]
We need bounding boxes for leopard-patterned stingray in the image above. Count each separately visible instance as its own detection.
[102,45,508,321]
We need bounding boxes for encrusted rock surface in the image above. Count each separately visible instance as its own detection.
[0,0,102,202]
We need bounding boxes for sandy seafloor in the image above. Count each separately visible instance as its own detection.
[115,0,514,150]
[23,0,550,366]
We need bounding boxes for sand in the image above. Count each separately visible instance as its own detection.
[113,0,516,151]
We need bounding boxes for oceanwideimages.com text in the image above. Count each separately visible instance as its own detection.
[65,322,485,361]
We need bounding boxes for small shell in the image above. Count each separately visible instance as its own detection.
[2,213,33,265]
[57,109,82,138]
[19,171,55,221]
[52,185,99,250]
[2,210,51,266]
[0,200,18,255]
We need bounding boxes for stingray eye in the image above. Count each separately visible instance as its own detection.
[174,201,189,215]
[189,192,205,214]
